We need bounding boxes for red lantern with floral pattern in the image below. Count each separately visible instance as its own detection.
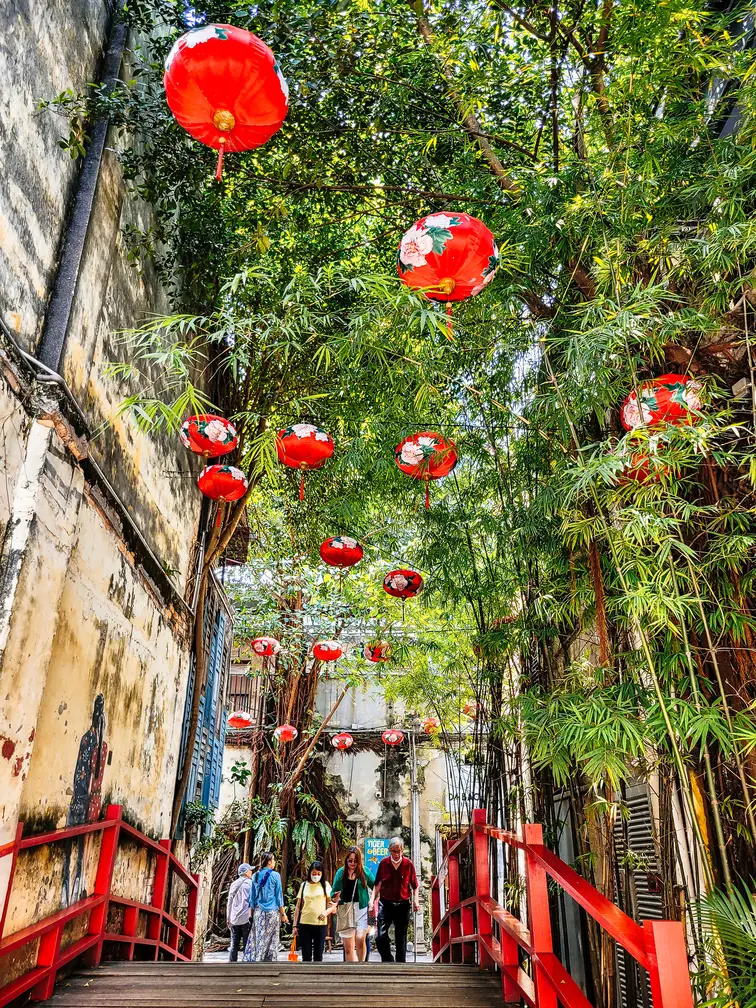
[382,729,404,746]
[274,724,298,743]
[395,431,457,508]
[331,732,354,750]
[383,569,423,599]
[181,414,238,457]
[277,423,334,499]
[313,640,343,662]
[197,464,248,502]
[250,636,281,657]
[422,716,440,734]
[319,536,364,569]
[228,711,254,729]
[463,702,479,719]
[620,373,703,430]
[363,641,391,663]
[163,24,288,179]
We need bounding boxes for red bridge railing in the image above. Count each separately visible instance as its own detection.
[431,809,693,1008]
[0,805,199,1007]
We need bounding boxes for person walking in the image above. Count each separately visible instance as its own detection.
[244,852,288,962]
[371,837,420,963]
[331,846,375,962]
[293,860,334,962]
[226,863,254,962]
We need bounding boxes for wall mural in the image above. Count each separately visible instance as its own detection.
[62,694,108,906]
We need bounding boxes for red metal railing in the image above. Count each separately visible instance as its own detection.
[431,809,693,1008]
[0,805,199,1007]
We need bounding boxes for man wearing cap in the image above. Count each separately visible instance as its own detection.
[370,837,420,963]
[227,863,254,961]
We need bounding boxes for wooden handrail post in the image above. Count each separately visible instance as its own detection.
[0,823,23,941]
[431,881,441,960]
[523,823,557,1008]
[83,804,122,967]
[472,809,494,970]
[643,920,693,1008]
[186,871,200,960]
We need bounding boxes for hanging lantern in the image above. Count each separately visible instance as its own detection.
[181,414,238,457]
[319,536,364,569]
[422,716,440,734]
[331,732,354,750]
[382,729,404,746]
[363,641,391,663]
[383,569,424,599]
[250,636,281,657]
[277,423,334,500]
[228,711,254,729]
[197,464,248,502]
[395,431,457,509]
[163,24,288,179]
[620,373,703,430]
[313,640,344,662]
[618,453,668,485]
[462,702,479,719]
[274,724,298,743]
[397,213,499,338]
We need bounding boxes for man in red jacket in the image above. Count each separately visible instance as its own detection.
[370,837,420,962]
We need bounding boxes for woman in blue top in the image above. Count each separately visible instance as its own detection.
[244,852,288,962]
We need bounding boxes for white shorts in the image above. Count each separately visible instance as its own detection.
[338,905,368,938]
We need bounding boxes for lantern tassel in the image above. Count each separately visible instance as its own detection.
[299,471,305,500]
[446,302,453,341]
[215,502,224,528]
[425,483,430,510]
[215,138,226,180]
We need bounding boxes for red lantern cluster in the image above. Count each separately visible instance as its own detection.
[398,213,499,302]
[250,636,281,657]
[395,431,457,508]
[319,536,364,569]
[277,423,334,499]
[228,711,254,730]
[620,374,702,430]
[383,569,424,599]
[274,724,298,743]
[181,414,238,457]
[382,729,404,746]
[313,640,343,662]
[363,641,391,663]
[197,464,248,502]
[164,24,288,179]
[422,717,440,734]
[331,732,353,750]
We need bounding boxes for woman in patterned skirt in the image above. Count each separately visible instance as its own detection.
[244,852,288,961]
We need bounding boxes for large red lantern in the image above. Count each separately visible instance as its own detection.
[197,464,248,502]
[383,569,423,599]
[277,423,334,499]
[319,536,364,569]
[250,636,281,657]
[363,641,391,663]
[228,711,254,729]
[423,716,440,734]
[463,702,480,720]
[313,640,343,662]
[331,732,353,751]
[620,374,703,430]
[274,724,298,743]
[181,414,238,457]
[395,431,457,508]
[618,452,668,485]
[382,729,404,746]
[164,24,288,179]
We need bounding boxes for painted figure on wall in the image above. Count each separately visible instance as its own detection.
[62,694,108,905]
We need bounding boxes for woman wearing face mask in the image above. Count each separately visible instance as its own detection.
[331,846,375,962]
[244,852,288,962]
[293,860,334,962]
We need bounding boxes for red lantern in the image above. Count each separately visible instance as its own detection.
[331,732,353,750]
[313,640,343,662]
[164,24,288,179]
[383,569,423,599]
[422,716,440,734]
[319,536,364,569]
[363,641,391,663]
[395,431,457,508]
[250,636,281,657]
[618,453,668,485]
[277,423,334,499]
[382,729,404,746]
[463,702,479,719]
[274,724,298,743]
[620,374,703,430]
[197,464,248,501]
[228,711,254,729]
[180,414,238,457]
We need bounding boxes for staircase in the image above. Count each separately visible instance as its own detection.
[47,962,504,1008]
